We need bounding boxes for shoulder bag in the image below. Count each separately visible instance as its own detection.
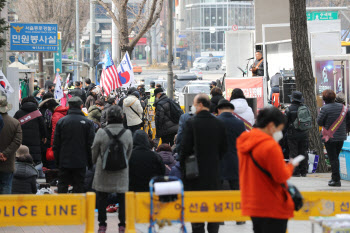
[249,151,303,211]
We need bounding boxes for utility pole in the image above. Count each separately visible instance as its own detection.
[167,0,174,99]
[2,31,7,76]
[76,0,80,81]
[89,0,96,81]
[174,17,176,65]
[38,52,44,88]
[112,2,120,63]
[151,25,157,65]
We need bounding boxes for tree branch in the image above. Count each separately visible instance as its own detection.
[95,0,121,30]
[128,0,147,35]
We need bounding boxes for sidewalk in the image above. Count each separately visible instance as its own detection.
[1,173,349,233]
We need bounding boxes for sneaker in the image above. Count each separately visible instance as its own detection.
[119,226,125,233]
[106,204,118,213]
[292,174,301,177]
[328,180,341,187]
[98,226,107,233]
[301,174,307,177]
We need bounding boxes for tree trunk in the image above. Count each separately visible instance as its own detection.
[289,0,326,172]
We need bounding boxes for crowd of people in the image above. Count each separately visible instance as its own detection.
[0,74,349,233]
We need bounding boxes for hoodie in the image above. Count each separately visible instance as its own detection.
[230,98,255,126]
[129,130,165,192]
[12,161,38,194]
[88,105,102,123]
[158,151,176,175]
[51,106,69,146]
[237,128,294,219]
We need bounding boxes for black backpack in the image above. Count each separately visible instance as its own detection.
[167,99,184,124]
[102,128,127,171]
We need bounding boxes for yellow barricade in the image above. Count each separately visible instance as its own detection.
[125,191,350,233]
[0,192,95,233]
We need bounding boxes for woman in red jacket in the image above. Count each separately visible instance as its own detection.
[46,100,69,148]
[237,107,299,233]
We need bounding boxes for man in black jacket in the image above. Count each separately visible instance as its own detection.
[154,88,179,145]
[53,97,95,193]
[180,94,227,233]
[285,91,309,177]
[69,81,87,105]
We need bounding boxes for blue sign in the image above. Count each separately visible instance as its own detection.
[10,23,58,52]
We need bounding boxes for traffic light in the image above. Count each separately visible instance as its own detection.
[91,44,100,67]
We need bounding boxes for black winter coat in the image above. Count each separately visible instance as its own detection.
[210,95,224,113]
[129,130,165,192]
[217,112,245,181]
[154,94,179,137]
[285,101,309,139]
[14,102,46,163]
[69,88,87,105]
[180,110,228,191]
[53,108,95,168]
[11,162,38,194]
[317,102,350,142]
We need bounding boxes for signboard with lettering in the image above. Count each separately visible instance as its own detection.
[307,11,338,21]
[126,190,350,233]
[10,23,58,52]
[0,193,95,232]
[54,32,62,73]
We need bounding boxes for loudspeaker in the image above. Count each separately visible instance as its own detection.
[279,77,296,104]
[246,98,257,117]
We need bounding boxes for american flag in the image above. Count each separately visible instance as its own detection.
[100,50,121,96]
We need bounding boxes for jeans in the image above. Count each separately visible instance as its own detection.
[270,86,280,100]
[191,222,220,233]
[0,172,14,194]
[325,141,344,182]
[221,179,239,190]
[288,137,309,175]
[251,217,288,233]
[57,168,86,193]
[97,192,125,227]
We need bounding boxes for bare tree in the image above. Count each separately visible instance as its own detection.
[96,0,164,57]
[289,0,326,172]
[14,0,89,52]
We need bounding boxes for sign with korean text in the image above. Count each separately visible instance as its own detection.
[307,11,338,21]
[54,32,62,73]
[10,23,58,52]
[0,193,95,232]
[225,77,264,109]
[126,191,350,229]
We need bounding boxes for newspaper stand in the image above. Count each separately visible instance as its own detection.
[148,176,187,233]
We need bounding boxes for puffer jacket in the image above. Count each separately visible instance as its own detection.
[123,95,143,126]
[88,105,102,123]
[11,161,38,194]
[14,102,46,163]
[230,98,255,126]
[317,102,350,142]
[69,88,87,105]
[51,106,69,146]
[154,94,179,137]
[101,103,112,128]
[158,151,176,175]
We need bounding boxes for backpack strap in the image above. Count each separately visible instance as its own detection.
[104,128,126,140]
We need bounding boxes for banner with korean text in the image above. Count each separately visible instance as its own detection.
[225,77,264,109]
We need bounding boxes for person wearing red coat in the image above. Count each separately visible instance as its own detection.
[46,100,69,146]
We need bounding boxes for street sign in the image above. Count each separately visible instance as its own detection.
[307,11,338,21]
[145,45,150,52]
[10,23,58,52]
[232,25,238,31]
[54,32,62,73]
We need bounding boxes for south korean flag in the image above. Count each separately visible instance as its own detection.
[0,70,14,97]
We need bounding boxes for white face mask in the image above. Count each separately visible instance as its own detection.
[191,105,197,115]
[273,131,283,142]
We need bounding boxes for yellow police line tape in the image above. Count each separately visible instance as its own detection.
[1,191,349,233]
[0,192,95,233]
[125,190,350,233]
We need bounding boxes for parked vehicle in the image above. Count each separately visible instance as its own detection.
[174,74,198,92]
[193,57,222,71]
[133,63,142,74]
[177,80,211,106]
[189,68,203,80]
